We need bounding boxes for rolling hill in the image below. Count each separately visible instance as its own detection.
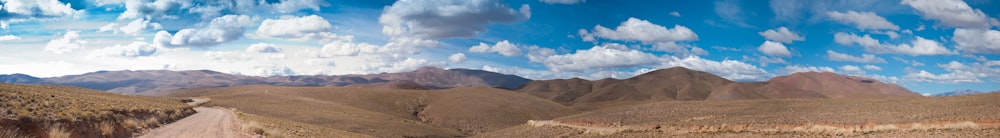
[0,67,530,95]
[516,67,922,106]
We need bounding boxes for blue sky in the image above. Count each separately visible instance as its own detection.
[1,0,999,95]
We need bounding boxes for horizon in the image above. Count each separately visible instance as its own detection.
[1,0,999,95]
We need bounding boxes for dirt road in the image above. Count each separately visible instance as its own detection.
[140,107,249,138]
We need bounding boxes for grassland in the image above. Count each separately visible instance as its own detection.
[0,83,194,137]
[169,85,576,137]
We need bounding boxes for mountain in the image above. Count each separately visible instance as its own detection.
[0,67,530,95]
[711,72,922,99]
[933,89,987,97]
[517,67,922,106]
[0,73,41,83]
[516,67,732,105]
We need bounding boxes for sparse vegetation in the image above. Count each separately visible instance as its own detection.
[0,83,195,137]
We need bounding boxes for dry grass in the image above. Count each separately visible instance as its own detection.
[47,124,70,138]
[169,85,576,137]
[233,110,371,138]
[0,83,195,137]
[0,127,29,138]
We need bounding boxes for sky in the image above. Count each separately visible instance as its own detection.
[1,0,999,95]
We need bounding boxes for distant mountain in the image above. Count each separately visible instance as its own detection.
[517,67,922,105]
[0,73,41,83]
[516,67,732,105]
[712,72,922,99]
[1,67,530,95]
[933,89,987,97]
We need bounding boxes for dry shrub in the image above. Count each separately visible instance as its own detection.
[47,124,71,138]
[123,118,143,129]
[98,121,115,136]
[144,117,161,127]
[0,127,29,138]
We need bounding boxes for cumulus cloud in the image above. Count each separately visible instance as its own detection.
[952,28,1000,54]
[99,18,163,35]
[902,0,999,29]
[759,27,804,44]
[903,61,1000,83]
[525,45,556,63]
[651,42,708,56]
[255,66,296,77]
[839,65,865,74]
[661,56,773,81]
[893,57,925,66]
[0,0,80,29]
[88,41,158,58]
[826,11,900,30]
[863,65,882,71]
[245,43,282,53]
[758,41,792,57]
[154,15,255,48]
[834,32,954,56]
[742,55,787,67]
[540,0,585,4]
[581,17,698,43]
[469,40,523,57]
[0,35,20,41]
[256,15,349,43]
[379,0,530,39]
[449,53,466,63]
[826,50,886,63]
[105,0,327,20]
[777,65,835,75]
[317,37,434,57]
[540,43,658,72]
[44,30,87,54]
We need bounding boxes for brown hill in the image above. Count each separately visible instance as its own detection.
[168,85,575,137]
[0,83,194,137]
[711,72,922,99]
[517,67,921,106]
[517,67,732,106]
[8,67,529,95]
[345,80,428,90]
[478,92,1000,137]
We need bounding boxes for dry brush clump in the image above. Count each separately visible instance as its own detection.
[0,83,195,137]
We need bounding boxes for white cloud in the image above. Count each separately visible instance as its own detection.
[106,0,327,20]
[468,40,523,57]
[540,0,585,4]
[319,41,378,56]
[826,11,900,30]
[902,0,999,29]
[670,11,681,17]
[154,15,255,48]
[839,65,865,74]
[891,37,955,56]
[742,55,786,67]
[583,17,698,43]
[651,42,708,56]
[0,35,20,41]
[758,27,804,44]
[758,41,792,57]
[255,65,296,77]
[525,45,556,63]
[379,0,530,38]
[834,32,954,56]
[449,53,466,63]
[98,18,163,35]
[904,70,982,83]
[541,43,658,72]
[661,56,773,81]
[255,15,349,43]
[44,30,87,54]
[953,28,1000,54]
[827,50,886,63]
[863,65,882,71]
[777,65,835,75]
[245,43,283,53]
[88,41,158,58]
[0,0,80,29]
[893,57,926,66]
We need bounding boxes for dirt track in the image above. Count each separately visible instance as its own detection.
[139,107,248,138]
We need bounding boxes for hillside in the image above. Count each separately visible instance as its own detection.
[478,93,1000,137]
[517,67,921,106]
[0,83,194,137]
[2,67,530,95]
[168,85,575,137]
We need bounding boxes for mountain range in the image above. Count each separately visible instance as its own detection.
[933,89,991,97]
[1,67,922,100]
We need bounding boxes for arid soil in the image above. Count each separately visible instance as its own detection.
[140,107,248,138]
